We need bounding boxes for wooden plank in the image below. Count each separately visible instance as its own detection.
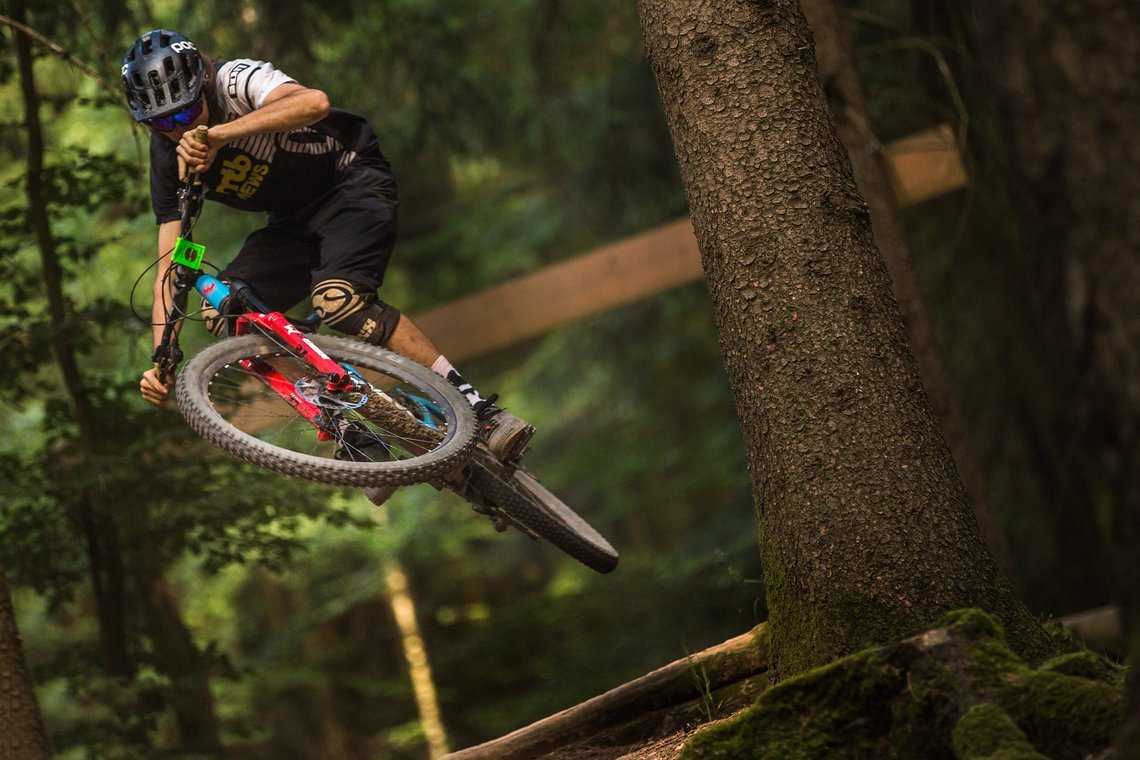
[413,218,701,362]
[886,123,968,206]
[414,126,967,363]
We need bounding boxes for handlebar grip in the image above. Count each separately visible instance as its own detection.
[191,125,209,185]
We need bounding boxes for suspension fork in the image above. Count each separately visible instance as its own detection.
[195,275,355,441]
[236,355,341,439]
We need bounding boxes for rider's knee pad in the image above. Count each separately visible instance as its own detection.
[311,278,401,346]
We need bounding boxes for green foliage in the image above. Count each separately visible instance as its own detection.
[1,2,750,756]
[4,0,1116,756]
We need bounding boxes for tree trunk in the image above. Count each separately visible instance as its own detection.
[970,0,1140,751]
[635,0,1053,680]
[0,565,52,760]
[374,505,450,758]
[797,0,1016,585]
[11,0,137,687]
[137,571,223,753]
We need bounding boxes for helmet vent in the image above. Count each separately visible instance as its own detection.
[148,70,166,107]
[123,30,203,121]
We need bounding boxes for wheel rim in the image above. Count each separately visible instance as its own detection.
[202,349,450,464]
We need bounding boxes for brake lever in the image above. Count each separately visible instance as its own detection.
[151,342,183,385]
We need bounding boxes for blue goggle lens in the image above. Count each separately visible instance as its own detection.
[146,100,204,132]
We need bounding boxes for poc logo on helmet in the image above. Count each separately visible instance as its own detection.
[170,40,197,54]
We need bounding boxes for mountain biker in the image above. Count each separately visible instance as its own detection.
[123,29,534,470]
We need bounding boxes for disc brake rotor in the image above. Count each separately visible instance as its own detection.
[294,376,369,410]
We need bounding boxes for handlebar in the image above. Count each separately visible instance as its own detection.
[154,125,211,383]
[180,125,210,238]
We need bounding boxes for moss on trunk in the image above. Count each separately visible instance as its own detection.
[679,610,1123,759]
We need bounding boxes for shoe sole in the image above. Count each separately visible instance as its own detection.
[492,424,535,463]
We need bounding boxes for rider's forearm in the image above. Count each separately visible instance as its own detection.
[152,279,181,349]
[207,86,329,147]
[152,221,182,350]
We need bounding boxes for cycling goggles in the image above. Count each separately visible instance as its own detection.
[144,99,204,132]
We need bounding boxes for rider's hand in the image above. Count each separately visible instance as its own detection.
[140,365,175,408]
[176,129,217,180]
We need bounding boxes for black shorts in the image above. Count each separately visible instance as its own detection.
[219,159,399,311]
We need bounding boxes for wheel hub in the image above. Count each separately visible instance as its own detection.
[294,376,369,410]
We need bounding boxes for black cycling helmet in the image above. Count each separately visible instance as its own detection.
[122,30,205,122]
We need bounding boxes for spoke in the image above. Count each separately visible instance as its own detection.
[204,349,447,463]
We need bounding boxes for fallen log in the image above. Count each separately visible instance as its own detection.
[443,623,769,759]
[445,606,1122,759]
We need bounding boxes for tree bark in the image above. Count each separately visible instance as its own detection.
[0,565,52,760]
[635,0,1053,680]
[797,0,1016,585]
[970,0,1140,751]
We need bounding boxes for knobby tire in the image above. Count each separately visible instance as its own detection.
[466,452,619,574]
[176,334,476,487]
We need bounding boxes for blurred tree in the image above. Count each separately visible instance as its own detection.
[0,565,51,760]
[969,0,1140,751]
[830,0,1115,617]
[636,0,1053,678]
[10,0,138,713]
[1,4,356,754]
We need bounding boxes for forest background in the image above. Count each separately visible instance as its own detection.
[0,0,1132,757]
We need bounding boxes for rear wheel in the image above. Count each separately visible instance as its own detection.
[176,334,476,487]
[466,453,619,573]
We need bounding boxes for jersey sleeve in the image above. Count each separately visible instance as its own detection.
[216,59,297,115]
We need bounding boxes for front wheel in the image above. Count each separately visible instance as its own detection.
[176,334,476,487]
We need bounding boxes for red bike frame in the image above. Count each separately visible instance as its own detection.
[231,311,358,442]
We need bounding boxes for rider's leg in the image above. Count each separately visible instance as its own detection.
[305,159,534,461]
[310,279,534,462]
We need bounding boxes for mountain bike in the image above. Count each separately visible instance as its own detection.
[146,127,619,573]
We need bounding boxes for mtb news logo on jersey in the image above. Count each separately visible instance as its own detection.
[215,153,269,201]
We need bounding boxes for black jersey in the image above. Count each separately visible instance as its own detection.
[149,58,388,223]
